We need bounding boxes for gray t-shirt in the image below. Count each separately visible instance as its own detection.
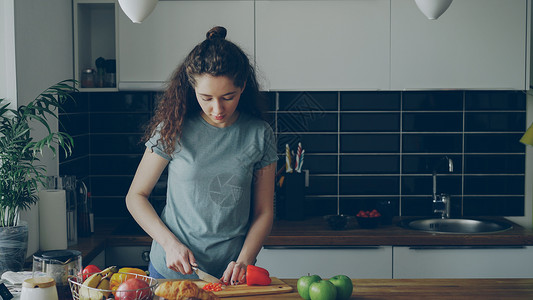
[146,112,277,279]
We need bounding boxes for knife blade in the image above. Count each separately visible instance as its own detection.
[192,266,220,283]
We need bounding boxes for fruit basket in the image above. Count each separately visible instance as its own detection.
[69,272,158,300]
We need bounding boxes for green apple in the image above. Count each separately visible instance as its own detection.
[309,279,337,300]
[297,274,321,300]
[329,275,353,300]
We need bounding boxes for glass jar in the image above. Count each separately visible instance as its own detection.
[81,68,95,88]
[21,277,58,300]
[33,250,81,300]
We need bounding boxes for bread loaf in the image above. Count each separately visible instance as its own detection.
[155,280,220,300]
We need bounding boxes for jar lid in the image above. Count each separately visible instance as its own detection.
[33,250,81,264]
[22,277,56,289]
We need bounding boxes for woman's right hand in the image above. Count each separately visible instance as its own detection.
[165,242,196,275]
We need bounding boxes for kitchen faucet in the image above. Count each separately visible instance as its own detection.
[432,156,453,219]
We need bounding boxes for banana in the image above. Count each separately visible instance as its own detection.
[79,273,102,300]
[99,265,118,277]
[95,272,113,298]
[78,267,117,300]
[83,273,102,288]
[88,289,105,300]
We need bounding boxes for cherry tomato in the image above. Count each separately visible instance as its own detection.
[203,283,223,291]
[357,210,381,218]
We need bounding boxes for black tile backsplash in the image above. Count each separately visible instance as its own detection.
[465,112,525,132]
[341,113,400,132]
[402,154,463,174]
[59,92,159,220]
[341,91,400,111]
[59,90,527,221]
[278,112,337,132]
[279,92,338,111]
[464,154,524,174]
[402,112,463,132]
[340,155,400,174]
[403,91,464,110]
[464,133,525,153]
[402,133,463,153]
[465,91,526,110]
[341,134,400,153]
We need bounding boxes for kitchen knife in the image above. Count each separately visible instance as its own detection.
[192,266,220,283]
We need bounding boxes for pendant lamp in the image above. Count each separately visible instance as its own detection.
[415,0,453,20]
[118,0,158,24]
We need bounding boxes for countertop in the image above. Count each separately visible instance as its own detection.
[228,278,533,299]
[35,218,533,300]
[264,217,533,247]
[68,217,533,264]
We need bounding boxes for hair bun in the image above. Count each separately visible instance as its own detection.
[206,26,227,40]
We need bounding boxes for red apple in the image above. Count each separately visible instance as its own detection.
[115,278,152,300]
[81,264,101,281]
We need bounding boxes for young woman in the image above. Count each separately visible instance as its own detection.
[125,26,277,285]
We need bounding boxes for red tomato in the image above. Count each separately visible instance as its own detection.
[357,210,382,218]
[82,265,101,281]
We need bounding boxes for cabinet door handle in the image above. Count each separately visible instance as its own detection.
[141,250,151,262]
[264,246,383,250]
[408,246,526,250]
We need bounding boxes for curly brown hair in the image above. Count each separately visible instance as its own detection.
[143,26,264,156]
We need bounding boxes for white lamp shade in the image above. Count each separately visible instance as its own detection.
[415,0,453,20]
[118,0,158,24]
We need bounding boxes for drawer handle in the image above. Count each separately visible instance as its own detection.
[264,246,383,250]
[408,246,526,250]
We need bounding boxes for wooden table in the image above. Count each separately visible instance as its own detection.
[225,278,533,299]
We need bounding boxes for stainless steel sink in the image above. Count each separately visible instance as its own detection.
[400,218,513,234]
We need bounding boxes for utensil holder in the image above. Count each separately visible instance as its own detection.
[283,173,306,221]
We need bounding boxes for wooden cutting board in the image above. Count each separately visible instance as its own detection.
[160,277,293,298]
[198,277,292,298]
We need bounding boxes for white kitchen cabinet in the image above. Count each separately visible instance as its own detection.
[391,0,528,90]
[256,246,393,278]
[74,0,118,92]
[255,0,390,91]
[118,1,254,91]
[393,246,533,279]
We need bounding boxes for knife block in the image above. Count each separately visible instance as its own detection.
[282,173,305,221]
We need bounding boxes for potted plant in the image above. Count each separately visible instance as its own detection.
[0,80,77,274]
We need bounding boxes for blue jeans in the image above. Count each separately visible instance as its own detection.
[148,262,165,279]
[148,262,199,280]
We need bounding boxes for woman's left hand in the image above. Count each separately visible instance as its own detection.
[221,261,247,285]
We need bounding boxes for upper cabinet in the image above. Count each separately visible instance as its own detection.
[255,0,391,91]
[391,0,528,90]
[117,1,254,91]
[104,0,529,91]
[74,0,118,92]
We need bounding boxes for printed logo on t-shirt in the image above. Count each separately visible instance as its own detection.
[208,173,243,207]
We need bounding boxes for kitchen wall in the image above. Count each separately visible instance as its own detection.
[59,89,527,221]
[0,0,16,106]
[11,0,74,257]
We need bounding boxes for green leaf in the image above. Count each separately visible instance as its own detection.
[0,79,78,227]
